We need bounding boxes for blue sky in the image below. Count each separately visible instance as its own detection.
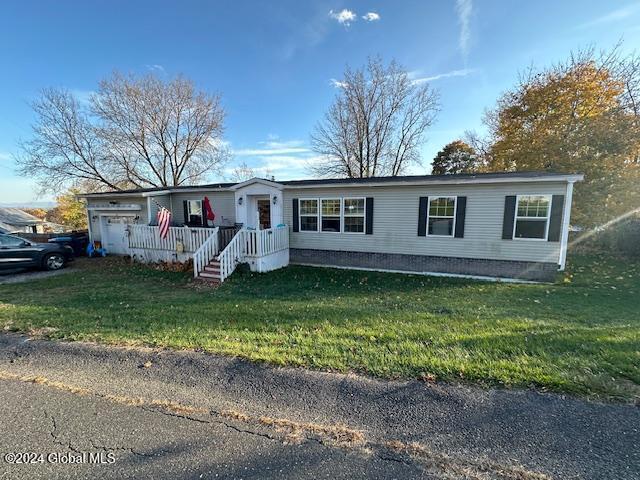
[0,0,639,204]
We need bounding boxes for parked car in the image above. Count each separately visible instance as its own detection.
[48,231,89,256]
[0,233,74,271]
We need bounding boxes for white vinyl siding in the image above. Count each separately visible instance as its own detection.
[284,182,568,264]
[170,191,236,225]
[148,194,172,224]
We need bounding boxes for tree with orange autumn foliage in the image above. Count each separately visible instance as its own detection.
[474,46,640,228]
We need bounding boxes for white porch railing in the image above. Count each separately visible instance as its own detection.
[244,226,289,257]
[193,233,220,278]
[217,230,246,282]
[128,225,217,253]
[216,225,289,283]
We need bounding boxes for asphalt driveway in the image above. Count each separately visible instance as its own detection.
[0,267,76,285]
[0,333,637,479]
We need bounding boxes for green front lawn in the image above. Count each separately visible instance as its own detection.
[0,255,638,401]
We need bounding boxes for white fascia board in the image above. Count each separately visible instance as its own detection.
[86,205,142,211]
[230,177,284,191]
[79,192,146,199]
[165,187,230,193]
[140,191,171,197]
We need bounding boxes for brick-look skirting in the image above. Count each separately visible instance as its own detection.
[289,249,559,282]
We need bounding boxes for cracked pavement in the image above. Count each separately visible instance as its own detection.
[0,333,638,479]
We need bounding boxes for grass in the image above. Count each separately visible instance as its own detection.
[0,254,638,401]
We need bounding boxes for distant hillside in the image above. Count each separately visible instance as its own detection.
[0,201,56,209]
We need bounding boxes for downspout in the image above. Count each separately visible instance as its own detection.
[146,197,152,224]
[558,181,575,271]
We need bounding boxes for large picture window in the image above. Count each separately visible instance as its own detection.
[514,195,550,239]
[321,199,341,232]
[297,197,369,234]
[343,198,365,233]
[427,197,456,236]
[299,199,318,232]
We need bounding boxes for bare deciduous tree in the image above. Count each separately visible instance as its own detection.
[229,161,256,182]
[310,58,439,178]
[18,72,229,193]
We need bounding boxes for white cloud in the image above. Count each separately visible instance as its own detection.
[329,9,357,26]
[455,0,472,58]
[228,137,322,180]
[233,139,310,157]
[257,154,323,173]
[362,12,380,22]
[146,64,166,73]
[410,68,476,84]
[0,152,11,162]
[330,78,348,88]
[576,5,639,29]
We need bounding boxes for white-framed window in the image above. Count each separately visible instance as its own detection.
[427,196,456,236]
[299,199,319,232]
[187,200,203,226]
[514,195,551,240]
[343,197,365,234]
[321,198,342,232]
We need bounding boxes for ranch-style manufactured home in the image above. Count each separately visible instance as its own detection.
[79,171,583,283]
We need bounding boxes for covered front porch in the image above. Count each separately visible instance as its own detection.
[117,178,290,283]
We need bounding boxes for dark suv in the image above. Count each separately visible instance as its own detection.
[0,234,74,271]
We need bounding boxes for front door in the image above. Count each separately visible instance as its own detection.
[257,199,271,229]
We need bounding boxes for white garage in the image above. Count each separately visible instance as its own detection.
[100,215,136,254]
[86,202,144,255]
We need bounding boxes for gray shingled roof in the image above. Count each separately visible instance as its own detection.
[81,182,236,196]
[80,171,581,196]
[0,208,43,227]
[277,171,575,186]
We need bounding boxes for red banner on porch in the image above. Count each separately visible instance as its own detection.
[203,196,216,225]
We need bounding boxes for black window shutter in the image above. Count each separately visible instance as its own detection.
[418,197,428,236]
[365,197,374,235]
[292,198,299,232]
[548,195,565,242]
[502,196,516,240]
[454,196,467,238]
[182,201,189,226]
[200,198,205,226]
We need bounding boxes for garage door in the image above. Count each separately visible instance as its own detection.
[102,216,134,255]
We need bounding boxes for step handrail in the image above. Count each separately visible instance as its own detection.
[216,228,246,282]
[193,227,220,278]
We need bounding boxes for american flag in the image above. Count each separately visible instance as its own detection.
[157,206,172,239]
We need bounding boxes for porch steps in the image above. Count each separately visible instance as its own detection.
[196,260,221,284]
